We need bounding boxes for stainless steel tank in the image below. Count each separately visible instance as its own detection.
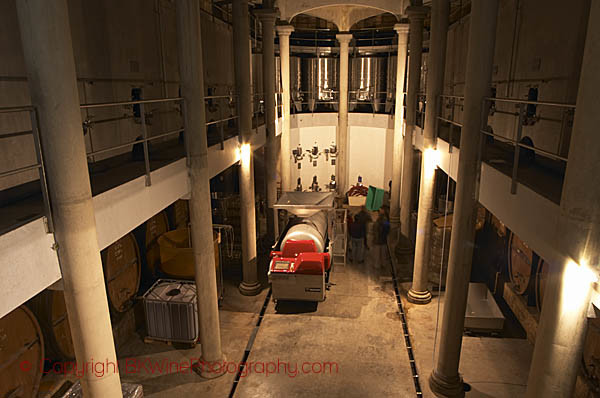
[350,56,387,112]
[386,54,397,113]
[281,211,328,253]
[275,56,282,94]
[302,57,338,111]
[290,56,302,112]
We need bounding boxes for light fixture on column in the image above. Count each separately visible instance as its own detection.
[423,147,440,179]
[239,143,251,165]
[561,258,598,313]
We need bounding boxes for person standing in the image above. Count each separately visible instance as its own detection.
[349,212,367,263]
[373,207,391,268]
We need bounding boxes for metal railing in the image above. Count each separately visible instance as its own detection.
[435,93,575,195]
[0,106,53,232]
[436,95,465,151]
[480,96,573,194]
[80,97,185,187]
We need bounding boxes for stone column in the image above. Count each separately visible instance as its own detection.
[176,0,224,377]
[400,6,427,244]
[233,0,261,296]
[256,9,279,243]
[428,1,498,396]
[526,2,600,396]
[336,33,353,194]
[390,24,409,225]
[16,1,122,396]
[408,0,449,305]
[276,25,294,192]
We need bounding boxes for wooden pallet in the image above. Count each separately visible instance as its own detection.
[143,335,197,349]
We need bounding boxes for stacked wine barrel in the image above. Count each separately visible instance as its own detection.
[428,204,487,288]
[0,306,44,398]
[28,290,75,361]
[145,211,170,275]
[102,232,142,314]
[429,214,451,288]
[507,232,538,296]
[172,199,190,229]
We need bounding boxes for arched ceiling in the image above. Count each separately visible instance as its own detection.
[276,0,408,29]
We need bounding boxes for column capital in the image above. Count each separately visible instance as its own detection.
[336,33,353,44]
[254,8,278,23]
[275,24,294,36]
[406,5,429,20]
[394,23,410,36]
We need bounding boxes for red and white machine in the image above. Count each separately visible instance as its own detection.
[269,211,332,302]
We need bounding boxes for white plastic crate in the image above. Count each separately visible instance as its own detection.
[142,279,198,343]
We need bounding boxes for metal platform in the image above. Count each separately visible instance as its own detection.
[274,191,335,217]
[464,282,505,332]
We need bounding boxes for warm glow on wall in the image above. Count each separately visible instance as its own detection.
[560,259,597,313]
[423,147,439,180]
[239,143,251,166]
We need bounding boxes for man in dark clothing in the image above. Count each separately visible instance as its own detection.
[349,213,367,263]
[372,207,390,268]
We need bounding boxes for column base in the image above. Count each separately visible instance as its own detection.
[407,288,432,304]
[429,370,465,398]
[390,216,400,226]
[192,355,227,379]
[239,281,262,296]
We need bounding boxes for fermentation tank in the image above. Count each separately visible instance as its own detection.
[386,54,397,113]
[350,56,387,112]
[290,56,302,112]
[280,211,328,253]
[302,56,339,111]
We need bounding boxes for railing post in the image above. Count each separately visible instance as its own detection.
[510,103,524,194]
[30,108,54,233]
[140,102,152,186]
[219,102,225,150]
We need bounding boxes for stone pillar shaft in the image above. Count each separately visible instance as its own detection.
[527,2,600,396]
[176,0,224,376]
[400,6,427,242]
[429,1,498,397]
[16,1,122,396]
[233,0,261,295]
[276,25,294,191]
[257,10,279,242]
[390,24,409,225]
[336,33,352,194]
[409,0,449,304]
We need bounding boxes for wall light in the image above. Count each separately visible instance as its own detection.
[239,143,251,165]
[423,147,440,180]
[560,259,597,313]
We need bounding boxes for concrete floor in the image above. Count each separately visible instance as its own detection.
[118,229,532,397]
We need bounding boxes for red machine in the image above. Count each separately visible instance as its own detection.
[269,239,331,302]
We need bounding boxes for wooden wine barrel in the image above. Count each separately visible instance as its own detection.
[535,258,549,311]
[429,215,451,288]
[173,199,190,229]
[145,211,169,275]
[583,318,600,388]
[508,232,538,295]
[489,213,507,238]
[0,306,44,398]
[29,290,75,361]
[103,232,141,313]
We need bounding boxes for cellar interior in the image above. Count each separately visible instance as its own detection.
[1,0,599,397]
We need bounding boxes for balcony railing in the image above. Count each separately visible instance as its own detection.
[0,106,53,232]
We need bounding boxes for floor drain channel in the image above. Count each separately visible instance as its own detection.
[228,288,272,398]
[387,248,423,397]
